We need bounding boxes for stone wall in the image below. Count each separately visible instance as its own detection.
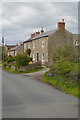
[19,62,42,71]
[23,37,48,65]
[15,47,23,56]
[48,30,73,65]
[32,37,48,63]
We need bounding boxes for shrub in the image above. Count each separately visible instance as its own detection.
[58,59,72,76]
[5,55,15,64]
[50,59,72,76]
[53,45,77,62]
[15,53,30,70]
[69,63,79,82]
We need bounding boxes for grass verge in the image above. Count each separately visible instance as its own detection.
[42,71,79,98]
[3,67,44,74]
[0,61,2,66]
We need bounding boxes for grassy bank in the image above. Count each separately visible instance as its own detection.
[0,61,2,66]
[42,72,79,98]
[3,67,44,74]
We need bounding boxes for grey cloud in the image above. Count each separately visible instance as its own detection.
[2,2,78,44]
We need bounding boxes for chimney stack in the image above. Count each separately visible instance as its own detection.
[41,28,44,33]
[20,42,23,46]
[31,33,35,38]
[16,43,18,46]
[35,31,40,35]
[58,19,65,31]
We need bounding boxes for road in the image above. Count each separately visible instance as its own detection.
[2,69,78,118]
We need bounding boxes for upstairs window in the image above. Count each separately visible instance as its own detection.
[75,41,79,46]
[42,40,45,47]
[24,43,26,49]
[28,44,30,49]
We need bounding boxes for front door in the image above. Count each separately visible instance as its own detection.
[36,53,39,61]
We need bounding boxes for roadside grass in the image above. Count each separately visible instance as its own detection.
[0,61,2,66]
[42,71,79,98]
[2,67,44,74]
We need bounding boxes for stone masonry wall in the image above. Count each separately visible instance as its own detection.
[48,30,73,65]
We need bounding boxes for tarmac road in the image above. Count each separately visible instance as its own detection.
[2,69,78,118]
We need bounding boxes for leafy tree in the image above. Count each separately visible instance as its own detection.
[53,45,77,62]
[50,45,77,77]
[15,53,30,70]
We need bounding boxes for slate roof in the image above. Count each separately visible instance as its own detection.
[23,37,32,43]
[23,29,57,43]
[32,29,56,40]
[5,44,16,47]
[9,45,23,51]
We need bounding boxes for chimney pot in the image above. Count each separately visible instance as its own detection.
[16,43,18,46]
[41,28,44,33]
[58,19,65,31]
[62,19,64,22]
[31,33,35,38]
[20,42,23,46]
[35,31,40,35]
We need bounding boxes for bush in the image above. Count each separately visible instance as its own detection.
[50,59,72,76]
[69,63,79,82]
[15,53,30,70]
[53,45,77,62]
[5,55,15,64]
[57,59,72,76]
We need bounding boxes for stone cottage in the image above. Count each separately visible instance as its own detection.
[5,44,16,55]
[8,42,23,57]
[23,19,79,66]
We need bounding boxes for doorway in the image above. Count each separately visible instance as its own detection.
[36,53,39,61]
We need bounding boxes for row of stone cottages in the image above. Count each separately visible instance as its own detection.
[5,19,80,66]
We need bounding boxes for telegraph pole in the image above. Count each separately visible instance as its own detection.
[2,37,4,62]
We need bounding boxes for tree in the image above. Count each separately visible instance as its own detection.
[53,45,77,62]
[50,45,77,77]
[15,53,30,70]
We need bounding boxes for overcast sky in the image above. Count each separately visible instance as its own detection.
[1,2,78,44]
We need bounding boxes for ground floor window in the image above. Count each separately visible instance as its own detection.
[42,53,44,62]
[33,53,35,60]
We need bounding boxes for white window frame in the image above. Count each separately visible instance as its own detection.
[24,44,26,49]
[42,40,45,47]
[33,53,35,60]
[24,44,27,52]
[75,41,79,46]
[30,52,32,58]
[28,44,30,49]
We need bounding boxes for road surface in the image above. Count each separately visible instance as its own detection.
[2,69,78,118]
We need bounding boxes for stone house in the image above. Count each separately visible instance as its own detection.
[5,44,16,55]
[8,42,23,57]
[23,19,79,66]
